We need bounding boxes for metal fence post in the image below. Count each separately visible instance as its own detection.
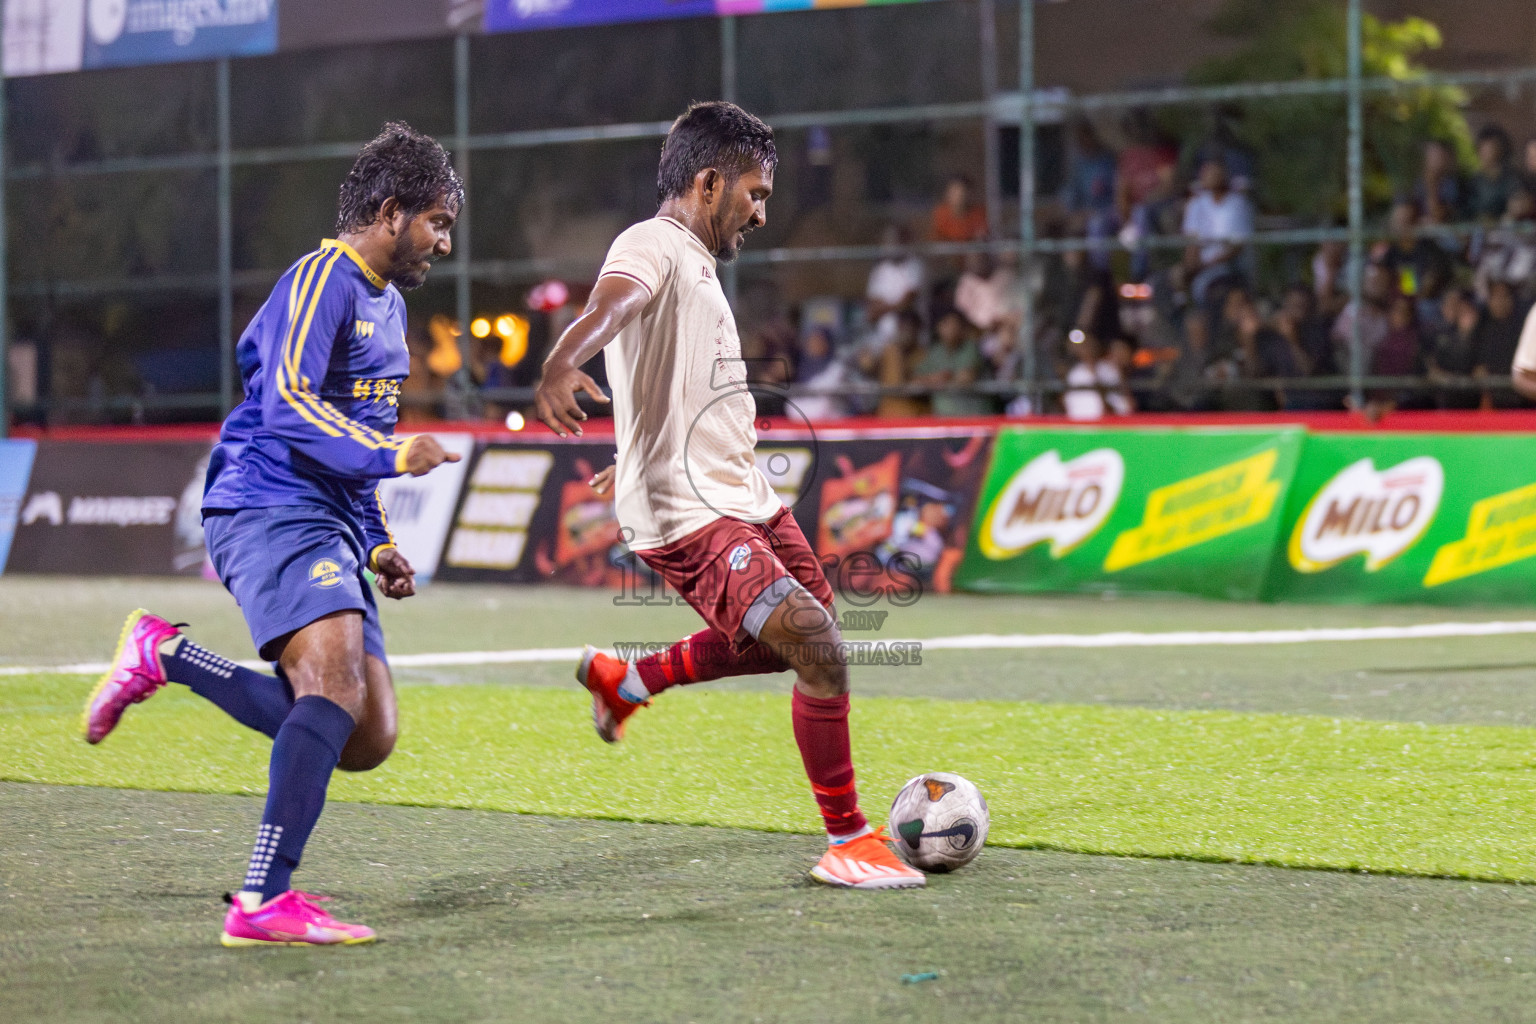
[453,32,474,418]
[979,0,1000,239]
[1019,0,1037,409]
[721,15,739,310]
[1346,0,1365,411]
[216,58,234,416]
[0,8,8,438]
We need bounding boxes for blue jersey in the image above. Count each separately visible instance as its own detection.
[203,240,412,562]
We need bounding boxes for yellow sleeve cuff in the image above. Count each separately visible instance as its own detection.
[368,544,396,574]
[394,436,416,475]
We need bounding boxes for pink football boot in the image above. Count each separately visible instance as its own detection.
[221,891,376,947]
[82,609,182,744]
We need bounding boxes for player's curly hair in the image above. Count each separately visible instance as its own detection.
[656,101,777,204]
[335,121,465,234]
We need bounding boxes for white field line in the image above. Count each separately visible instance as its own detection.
[4,621,1536,677]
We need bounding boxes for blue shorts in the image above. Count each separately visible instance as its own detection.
[203,506,387,663]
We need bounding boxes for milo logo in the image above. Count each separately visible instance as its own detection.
[1288,457,1444,573]
[977,448,1124,560]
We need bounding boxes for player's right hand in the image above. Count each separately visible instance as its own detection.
[402,434,463,477]
[535,362,610,438]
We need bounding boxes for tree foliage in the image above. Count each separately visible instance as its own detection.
[1189,0,1471,221]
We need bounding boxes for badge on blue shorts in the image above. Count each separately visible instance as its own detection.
[309,558,344,589]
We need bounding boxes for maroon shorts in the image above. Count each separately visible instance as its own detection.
[637,507,835,646]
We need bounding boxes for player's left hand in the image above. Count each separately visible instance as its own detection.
[374,547,416,600]
[589,462,616,496]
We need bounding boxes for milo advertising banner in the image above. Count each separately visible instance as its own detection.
[955,427,1305,601]
[1264,433,1536,604]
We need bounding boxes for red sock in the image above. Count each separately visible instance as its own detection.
[634,629,786,695]
[791,688,868,838]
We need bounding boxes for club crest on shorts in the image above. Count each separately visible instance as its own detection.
[728,543,753,572]
[309,558,344,589]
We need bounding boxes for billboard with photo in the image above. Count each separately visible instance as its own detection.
[4,0,277,77]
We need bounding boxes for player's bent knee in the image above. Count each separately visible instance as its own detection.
[337,730,395,772]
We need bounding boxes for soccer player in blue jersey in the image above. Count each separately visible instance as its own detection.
[83,122,464,946]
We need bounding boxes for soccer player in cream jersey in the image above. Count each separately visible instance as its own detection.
[535,101,925,889]
[83,123,465,944]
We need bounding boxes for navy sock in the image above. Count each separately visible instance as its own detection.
[166,639,293,739]
[242,695,356,901]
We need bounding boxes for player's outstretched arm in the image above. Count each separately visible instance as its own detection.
[534,275,649,437]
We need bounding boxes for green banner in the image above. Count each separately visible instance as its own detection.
[1263,433,1536,604]
[955,428,1305,601]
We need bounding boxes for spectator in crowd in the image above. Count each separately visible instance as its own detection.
[1415,139,1466,225]
[1374,293,1428,396]
[1470,125,1519,223]
[1061,119,1118,268]
[1062,249,1124,348]
[1375,200,1453,301]
[1185,106,1257,194]
[914,310,990,416]
[1474,278,1528,407]
[1215,288,1282,411]
[1272,284,1343,410]
[1426,287,1481,409]
[1474,187,1536,301]
[1331,262,1394,372]
[1182,158,1254,309]
[792,326,853,421]
[1312,240,1349,318]
[864,224,924,347]
[930,174,988,243]
[1062,330,1131,420]
[1116,108,1181,281]
[1522,135,1536,194]
[865,310,929,419]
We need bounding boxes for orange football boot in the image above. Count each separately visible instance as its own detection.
[810,827,927,889]
[576,645,647,743]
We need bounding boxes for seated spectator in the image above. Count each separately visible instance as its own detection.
[1331,262,1394,372]
[1312,240,1349,318]
[1474,188,1536,302]
[1182,159,1254,309]
[794,326,835,384]
[1220,288,1287,411]
[1062,119,1118,269]
[1522,136,1536,195]
[1374,200,1452,300]
[1062,330,1131,420]
[792,327,851,421]
[914,310,990,416]
[1273,284,1344,410]
[930,174,988,243]
[868,310,929,419]
[1185,107,1257,194]
[1355,293,1428,414]
[864,224,924,347]
[1470,125,1519,223]
[1414,139,1467,225]
[1474,279,1528,408]
[1116,108,1180,282]
[1426,288,1480,409]
[956,250,1024,337]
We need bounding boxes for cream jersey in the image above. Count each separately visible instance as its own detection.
[598,216,782,551]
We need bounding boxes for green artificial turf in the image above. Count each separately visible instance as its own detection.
[9,673,1536,882]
